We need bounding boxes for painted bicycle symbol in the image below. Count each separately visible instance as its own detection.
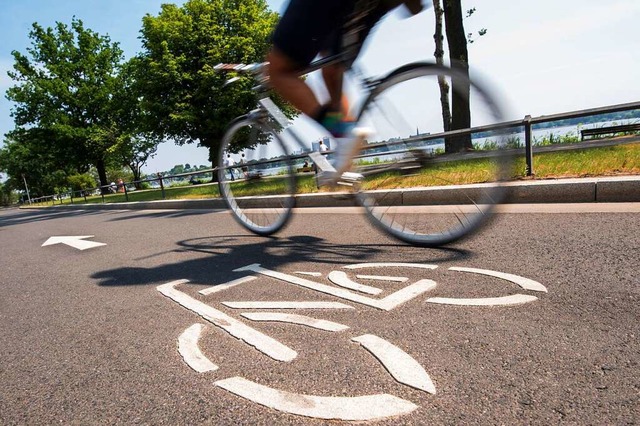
[157,262,547,421]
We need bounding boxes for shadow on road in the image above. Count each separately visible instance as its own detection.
[0,208,106,228]
[0,208,215,228]
[92,234,473,287]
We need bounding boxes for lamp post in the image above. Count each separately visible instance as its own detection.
[21,173,31,204]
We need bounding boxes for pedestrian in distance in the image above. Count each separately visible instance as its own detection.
[223,154,235,181]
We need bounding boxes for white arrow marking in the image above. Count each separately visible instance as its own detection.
[42,236,106,251]
[215,377,418,421]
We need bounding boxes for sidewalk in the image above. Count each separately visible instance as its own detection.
[21,176,640,211]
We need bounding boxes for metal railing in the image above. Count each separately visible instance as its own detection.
[362,100,640,176]
[26,100,640,206]
[29,169,217,206]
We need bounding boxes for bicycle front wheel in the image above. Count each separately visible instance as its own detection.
[354,63,513,247]
[218,117,296,236]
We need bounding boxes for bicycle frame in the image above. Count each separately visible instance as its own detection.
[231,53,380,174]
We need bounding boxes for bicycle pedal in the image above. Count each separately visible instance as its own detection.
[340,171,364,182]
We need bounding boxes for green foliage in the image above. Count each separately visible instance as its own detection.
[168,164,187,176]
[106,58,162,185]
[7,19,124,139]
[6,18,127,188]
[0,182,19,206]
[136,0,284,160]
[533,132,579,146]
[67,173,97,191]
[0,130,76,197]
[4,18,158,190]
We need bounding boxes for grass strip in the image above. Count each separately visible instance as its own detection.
[32,143,639,207]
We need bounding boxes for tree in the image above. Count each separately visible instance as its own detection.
[67,173,97,192]
[107,59,161,188]
[0,181,19,206]
[442,0,472,152]
[435,3,488,152]
[168,164,186,176]
[465,8,487,44]
[136,0,285,164]
[432,0,451,133]
[0,129,76,197]
[6,18,127,190]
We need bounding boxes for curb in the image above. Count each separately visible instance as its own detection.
[22,176,640,211]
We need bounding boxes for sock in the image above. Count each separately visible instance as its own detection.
[312,104,332,123]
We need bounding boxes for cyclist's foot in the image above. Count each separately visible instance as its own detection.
[333,127,371,175]
[319,112,357,138]
[317,170,364,187]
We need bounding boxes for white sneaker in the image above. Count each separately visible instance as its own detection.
[333,127,372,175]
[317,170,364,187]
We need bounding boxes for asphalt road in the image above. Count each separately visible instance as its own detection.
[0,205,638,425]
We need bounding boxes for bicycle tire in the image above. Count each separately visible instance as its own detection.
[218,116,296,236]
[353,63,512,247]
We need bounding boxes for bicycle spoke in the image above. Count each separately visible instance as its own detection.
[218,118,295,235]
[355,64,511,246]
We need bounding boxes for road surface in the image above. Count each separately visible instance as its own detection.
[0,205,638,424]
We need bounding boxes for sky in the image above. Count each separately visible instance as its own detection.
[1,0,639,174]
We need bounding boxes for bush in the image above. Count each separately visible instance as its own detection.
[67,173,97,192]
[0,183,19,206]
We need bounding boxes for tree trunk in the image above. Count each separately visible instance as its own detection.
[443,0,472,152]
[207,143,218,182]
[128,162,143,190]
[433,0,451,133]
[96,158,109,194]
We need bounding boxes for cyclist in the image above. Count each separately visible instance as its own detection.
[268,0,426,175]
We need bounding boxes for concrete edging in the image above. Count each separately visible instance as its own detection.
[22,177,640,210]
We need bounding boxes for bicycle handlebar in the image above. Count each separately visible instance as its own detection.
[214,62,269,87]
[213,62,267,74]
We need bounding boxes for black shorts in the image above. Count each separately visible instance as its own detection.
[271,0,385,68]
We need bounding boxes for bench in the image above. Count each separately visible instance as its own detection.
[580,123,640,140]
[296,167,315,173]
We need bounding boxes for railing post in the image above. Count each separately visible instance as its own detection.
[124,184,129,202]
[524,115,534,176]
[158,173,165,199]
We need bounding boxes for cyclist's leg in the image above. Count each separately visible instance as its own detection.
[267,49,319,117]
[321,61,345,113]
[268,0,354,119]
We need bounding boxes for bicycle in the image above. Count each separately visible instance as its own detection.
[215,31,512,248]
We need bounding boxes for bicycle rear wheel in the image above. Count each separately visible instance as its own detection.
[353,63,513,247]
[218,117,296,235]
